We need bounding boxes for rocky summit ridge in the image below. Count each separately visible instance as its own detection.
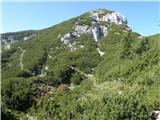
[60,9,129,43]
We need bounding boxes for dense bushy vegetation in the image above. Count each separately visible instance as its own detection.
[1,10,160,120]
[96,31,160,86]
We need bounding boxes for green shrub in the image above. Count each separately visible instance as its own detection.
[71,72,83,85]
[1,78,34,111]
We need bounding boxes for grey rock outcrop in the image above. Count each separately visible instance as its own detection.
[90,11,127,25]
[74,25,90,35]
[153,111,160,120]
[61,22,108,43]
[61,33,75,44]
[60,9,128,43]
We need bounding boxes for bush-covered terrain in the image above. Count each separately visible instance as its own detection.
[1,9,160,120]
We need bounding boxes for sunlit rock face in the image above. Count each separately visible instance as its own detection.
[91,21,100,42]
[71,21,108,42]
[74,25,89,35]
[153,111,160,120]
[90,13,100,21]
[61,9,128,43]
[100,26,108,36]
[60,33,75,44]
[105,12,127,25]
[61,23,108,43]
[90,11,127,25]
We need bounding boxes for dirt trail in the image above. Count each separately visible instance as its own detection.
[18,47,26,70]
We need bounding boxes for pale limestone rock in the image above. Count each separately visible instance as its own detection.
[96,48,105,56]
[61,33,74,44]
[92,29,98,42]
[45,66,49,71]
[74,25,89,35]
[102,12,127,24]
[153,111,160,120]
[91,21,101,41]
[61,10,128,43]
[126,26,132,31]
[100,13,110,22]
[48,54,52,58]
[90,11,127,25]
[100,26,108,37]
[72,23,108,42]
[72,22,108,42]
[90,12,99,21]
[91,23,108,41]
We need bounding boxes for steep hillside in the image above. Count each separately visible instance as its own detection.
[1,9,160,120]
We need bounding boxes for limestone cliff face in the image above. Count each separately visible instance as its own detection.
[90,10,127,25]
[60,9,128,43]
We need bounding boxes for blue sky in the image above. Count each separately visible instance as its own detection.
[1,1,159,36]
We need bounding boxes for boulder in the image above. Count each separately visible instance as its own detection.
[153,111,160,120]
[61,33,75,44]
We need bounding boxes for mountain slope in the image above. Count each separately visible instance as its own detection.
[1,9,160,120]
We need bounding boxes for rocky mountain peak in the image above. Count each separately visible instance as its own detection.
[89,9,127,25]
[60,9,129,43]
